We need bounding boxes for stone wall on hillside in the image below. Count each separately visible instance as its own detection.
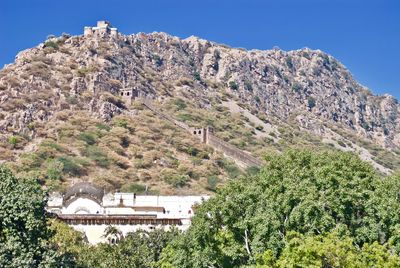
[137,94,262,168]
[207,134,262,168]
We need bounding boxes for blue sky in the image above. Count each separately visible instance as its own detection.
[0,0,399,99]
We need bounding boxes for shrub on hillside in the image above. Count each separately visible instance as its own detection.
[161,169,190,188]
[84,146,109,168]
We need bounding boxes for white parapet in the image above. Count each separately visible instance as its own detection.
[47,185,209,244]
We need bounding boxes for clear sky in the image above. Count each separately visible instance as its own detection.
[0,0,399,99]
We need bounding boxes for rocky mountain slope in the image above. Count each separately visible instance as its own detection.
[0,21,399,192]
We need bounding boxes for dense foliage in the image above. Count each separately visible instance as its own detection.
[50,220,178,268]
[3,150,400,267]
[256,230,400,267]
[0,167,71,267]
[159,150,400,267]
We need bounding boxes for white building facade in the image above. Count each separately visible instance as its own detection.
[47,183,209,244]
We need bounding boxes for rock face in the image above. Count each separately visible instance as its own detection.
[0,21,399,171]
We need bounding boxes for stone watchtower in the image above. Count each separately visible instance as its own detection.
[192,126,214,144]
[84,21,118,37]
[119,88,138,105]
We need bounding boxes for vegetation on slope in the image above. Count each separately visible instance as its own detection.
[1,30,400,194]
[3,149,400,267]
[5,102,243,194]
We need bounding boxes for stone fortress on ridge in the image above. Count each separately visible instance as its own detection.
[45,22,266,245]
[84,20,119,38]
[83,21,264,169]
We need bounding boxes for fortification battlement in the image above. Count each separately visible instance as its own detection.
[118,87,262,168]
[84,20,118,37]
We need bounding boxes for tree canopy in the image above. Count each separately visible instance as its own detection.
[3,149,400,267]
[50,221,179,268]
[159,150,400,267]
[0,166,71,267]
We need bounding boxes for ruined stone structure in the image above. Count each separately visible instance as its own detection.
[191,127,213,143]
[119,87,139,105]
[189,126,262,167]
[127,91,262,168]
[207,135,262,167]
[84,21,119,38]
[47,182,209,244]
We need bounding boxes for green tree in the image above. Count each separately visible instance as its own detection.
[0,167,72,267]
[256,230,400,267]
[49,219,87,263]
[162,150,391,267]
[81,228,179,268]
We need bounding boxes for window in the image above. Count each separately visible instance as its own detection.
[193,131,197,134]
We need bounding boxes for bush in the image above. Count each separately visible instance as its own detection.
[244,81,253,92]
[245,166,260,176]
[216,158,241,179]
[193,72,201,81]
[292,82,302,93]
[76,67,92,77]
[162,169,190,188]
[57,156,86,176]
[113,118,129,129]
[85,146,109,168]
[44,40,59,50]
[337,140,347,147]
[186,147,199,157]
[152,54,163,67]
[66,96,78,105]
[46,159,64,180]
[8,136,19,148]
[78,132,97,145]
[133,158,153,169]
[285,57,294,69]
[173,98,187,110]
[121,183,147,193]
[228,81,239,91]
[95,123,111,132]
[307,96,316,108]
[206,176,219,191]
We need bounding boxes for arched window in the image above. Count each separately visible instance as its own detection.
[193,131,197,134]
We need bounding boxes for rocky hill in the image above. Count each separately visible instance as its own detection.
[0,21,399,193]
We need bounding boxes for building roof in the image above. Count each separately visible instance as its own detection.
[64,182,104,206]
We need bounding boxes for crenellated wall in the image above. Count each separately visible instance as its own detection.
[207,135,262,168]
[134,93,262,168]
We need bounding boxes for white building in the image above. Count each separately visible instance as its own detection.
[83,20,119,38]
[47,183,209,244]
